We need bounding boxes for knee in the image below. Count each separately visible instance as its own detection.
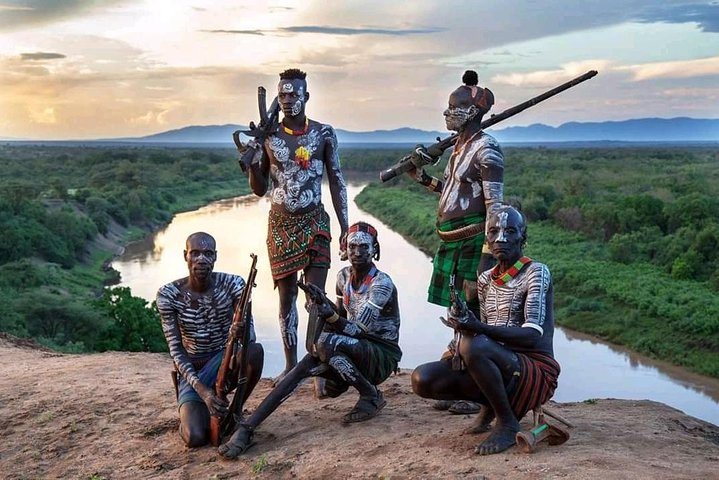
[249,342,264,365]
[411,363,435,398]
[459,334,492,363]
[315,335,336,363]
[180,423,208,448]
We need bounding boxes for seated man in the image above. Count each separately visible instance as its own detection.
[411,205,560,455]
[156,232,264,447]
[219,221,402,459]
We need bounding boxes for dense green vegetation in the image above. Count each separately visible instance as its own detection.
[2,143,718,380]
[356,146,719,378]
[0,144,251,352]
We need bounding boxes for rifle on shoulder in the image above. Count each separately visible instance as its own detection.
[209,253,258,446]
[232,86,281,174]
[379,70,598,182]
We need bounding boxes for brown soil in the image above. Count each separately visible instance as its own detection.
[1,336,717,480]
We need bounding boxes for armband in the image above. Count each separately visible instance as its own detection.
[326,312,340,324]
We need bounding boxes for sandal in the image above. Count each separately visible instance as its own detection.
[448,400,481,415]
[218,427,256,459]
[432,400,454,411]
[342,391,386,423]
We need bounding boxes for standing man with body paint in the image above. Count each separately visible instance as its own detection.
[408,70,504,415]
[412,205,560,455]
[246,68,349,381]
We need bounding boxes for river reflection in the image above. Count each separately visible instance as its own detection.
[113,183,719,425]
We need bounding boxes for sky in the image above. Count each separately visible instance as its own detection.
[1,0,718,140]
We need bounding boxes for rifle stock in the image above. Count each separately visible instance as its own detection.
[209,253,258,446]
[379,70,598,182]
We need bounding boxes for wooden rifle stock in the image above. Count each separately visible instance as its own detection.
[209,253,258,447]
[379,69,598,182]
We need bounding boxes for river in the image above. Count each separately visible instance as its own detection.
[112,183,719,425]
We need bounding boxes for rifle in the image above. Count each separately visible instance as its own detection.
[440,274,469,371]
[232,86,281,174]
[209,253,258,447]
[379,69,598,182]
[297,275,337,357]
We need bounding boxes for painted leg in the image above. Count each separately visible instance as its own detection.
[276,275,299,380]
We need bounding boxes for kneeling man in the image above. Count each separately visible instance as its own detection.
[220,221,402,458]
[412,205,560,455]
[157,232,264,447]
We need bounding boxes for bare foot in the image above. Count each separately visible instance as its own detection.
[218,426,255,459]
[474,422,519,455]
[462,405,495,435]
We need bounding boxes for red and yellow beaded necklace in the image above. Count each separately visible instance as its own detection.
[490,256,532,286]
[282,117,309,136]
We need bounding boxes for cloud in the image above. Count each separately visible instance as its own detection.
[282,25,445,36]
[20,51,65,60]
[491,60,611,87]
[200,29,264,36]
[617,56,719,80]
[202,25,444,37]
[636,2,719,32]
[28,106,56,124]
[0,0,133,32]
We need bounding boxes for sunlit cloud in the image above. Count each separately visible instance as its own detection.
[617,56,719,80]
[29,106,56,124]
[491,60,611,87]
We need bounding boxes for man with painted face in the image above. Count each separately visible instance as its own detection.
[247,68,349,381]
[408,70,504,415]
[412,70,503,312]
[411,205,560,456]
[156,232,265,447]
[219,222,402,459]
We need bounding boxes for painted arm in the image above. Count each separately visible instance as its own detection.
[248,139,270,196]
[323,125,349,244]
[156,291,202,393]
[477,136,504,268]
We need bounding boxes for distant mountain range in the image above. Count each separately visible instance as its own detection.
[5,117,719,144]
[116,117,719,144]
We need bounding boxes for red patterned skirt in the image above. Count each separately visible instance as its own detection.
[508,352,560,420]
[267,205,332,280]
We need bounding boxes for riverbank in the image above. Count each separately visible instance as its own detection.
[355,183,719,379]
[1,335,717,479]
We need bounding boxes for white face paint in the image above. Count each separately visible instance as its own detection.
[281,82,294,93]
[291,85,304,116]
[347,231,375,259]
[443,105,478,132]
[493,211,509,242]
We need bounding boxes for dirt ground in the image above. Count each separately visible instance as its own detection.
[1,335,717,480]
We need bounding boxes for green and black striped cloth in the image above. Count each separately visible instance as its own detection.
[428,213,486,307]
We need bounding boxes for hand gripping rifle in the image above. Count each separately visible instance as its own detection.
[379,70,598,182]
[209,253,258,446]
[439,274,470,371]
[297,275,337,357]
[232,86,281,174]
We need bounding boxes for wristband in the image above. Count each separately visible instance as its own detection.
[325,312,340,324]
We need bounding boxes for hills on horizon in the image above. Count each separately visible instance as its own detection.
[4,117,719,144]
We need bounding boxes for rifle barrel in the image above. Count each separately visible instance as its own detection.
[378,70,598,182]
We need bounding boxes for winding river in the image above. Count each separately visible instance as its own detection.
[112,183,719,425]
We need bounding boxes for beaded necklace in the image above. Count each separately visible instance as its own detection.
[490,256,532,286]
[282,117,309,136]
